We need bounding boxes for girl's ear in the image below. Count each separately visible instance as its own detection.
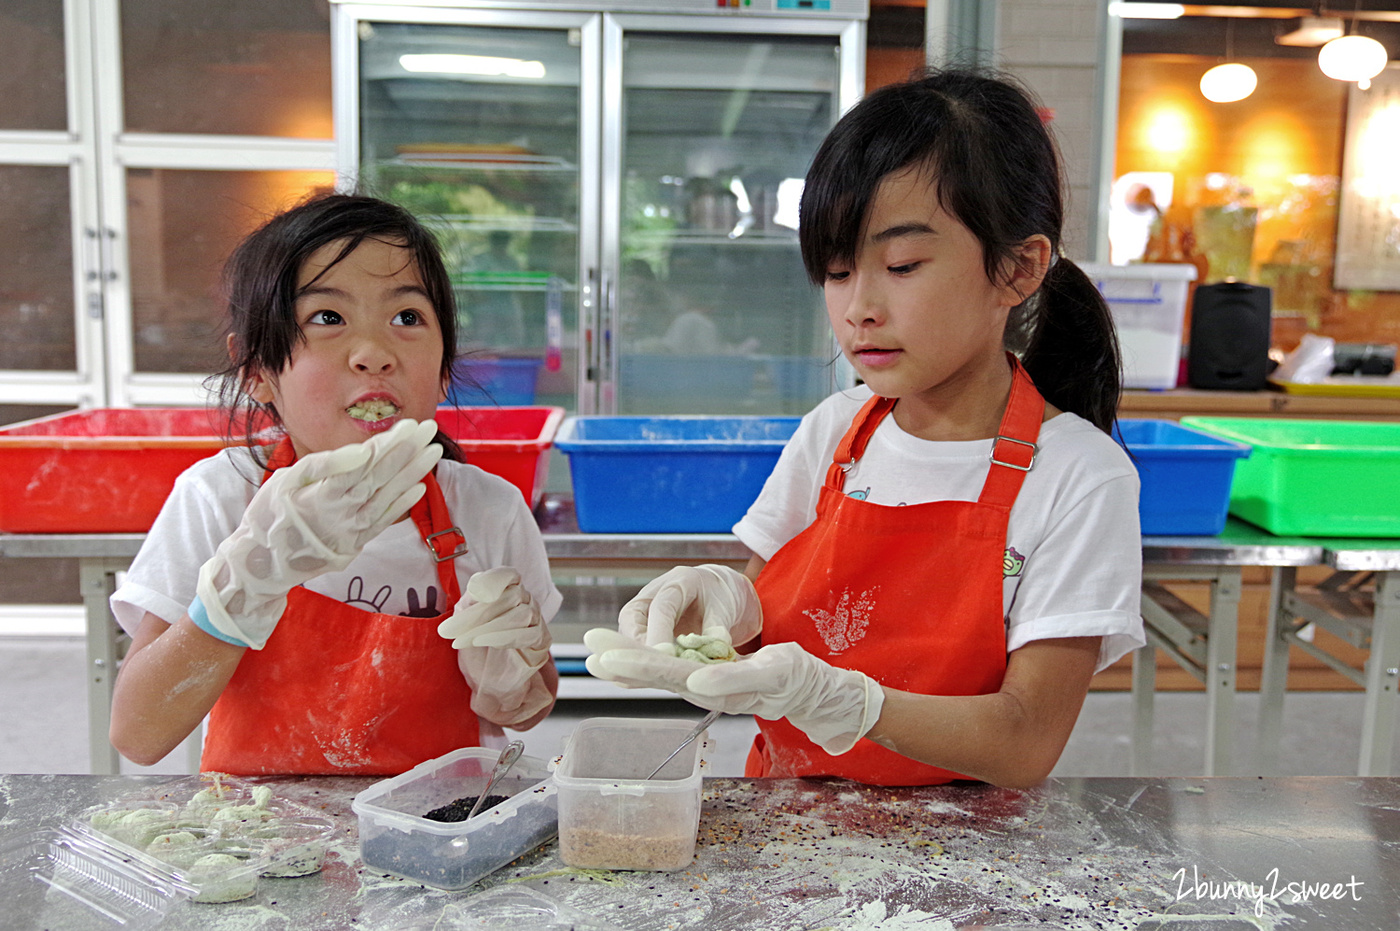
[999,234,1053,306]
[244,370,275,405]
[227,333,274,404]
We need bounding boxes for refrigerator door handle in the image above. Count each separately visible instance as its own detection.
[599,268,616,412]
[580,265,599,413]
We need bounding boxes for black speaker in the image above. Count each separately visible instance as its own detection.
[1187,282,1272,390]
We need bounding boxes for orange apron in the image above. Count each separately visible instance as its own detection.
[747,358,1044,785]
[202,439,478,776]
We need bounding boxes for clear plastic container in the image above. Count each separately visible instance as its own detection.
[352,747,558,891]
[0,826,191,928]
[72,810,272,904]
[554,717,706,872]
[72,775,337,902]
[389,886,627,930]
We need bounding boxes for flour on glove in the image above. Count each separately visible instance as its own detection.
[192,418,442,649]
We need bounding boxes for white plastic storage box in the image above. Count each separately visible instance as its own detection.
[554,717,706,872]
[1080,262,1197,389]
[352,747,558,891]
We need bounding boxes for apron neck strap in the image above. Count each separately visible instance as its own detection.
[824,355,1047,509]
[978,354,1045,508]
[825,395,895,491]
[260,437,463,603]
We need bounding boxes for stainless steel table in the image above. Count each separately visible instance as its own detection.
[3,772,1398,930]
[1259,537,1400,776]
[1136,519,1323,777]
[0,503,1372,778]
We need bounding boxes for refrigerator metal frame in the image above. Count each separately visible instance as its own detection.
[332,0,865,414]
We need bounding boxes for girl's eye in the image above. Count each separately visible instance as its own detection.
[888,262,920,275]
[824,269,850,283]
[305,309,343,326]
[392,308,429,326]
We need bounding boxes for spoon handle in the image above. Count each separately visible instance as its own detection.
[646,709,721,780]
[466,739,525,820]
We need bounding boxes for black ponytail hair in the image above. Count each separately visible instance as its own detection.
[799,68,1122,434]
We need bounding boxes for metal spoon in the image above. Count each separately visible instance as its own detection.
[466,739,525,820]
[645,709,721,780]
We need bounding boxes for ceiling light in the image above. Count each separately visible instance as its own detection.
[399,53,546,80]
[1109,3,1185,19]
[1200,63,1259,103]
[1317,34,1389,90]
[1276,16,1345,48]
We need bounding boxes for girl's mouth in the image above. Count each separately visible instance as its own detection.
[854,348,902,368]
[346,398,400,423]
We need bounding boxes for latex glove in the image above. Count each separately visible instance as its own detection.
[439,567,553,725]
[585,628,883,756]
[192,418,442,649]
[583,627,705,692]
[617,564,762,649]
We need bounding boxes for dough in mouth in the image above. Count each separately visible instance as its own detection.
[347,398,399,422]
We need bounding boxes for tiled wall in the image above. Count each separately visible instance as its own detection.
[995,0,1107,263]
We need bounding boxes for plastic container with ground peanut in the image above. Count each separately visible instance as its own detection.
[554,716,706,872]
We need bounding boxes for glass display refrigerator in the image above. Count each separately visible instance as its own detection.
[331,0,867,416]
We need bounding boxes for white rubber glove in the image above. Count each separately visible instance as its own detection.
[617,564,762,649]
[585,628,883,756]
[192,418,442,649]
[438,567,553,726]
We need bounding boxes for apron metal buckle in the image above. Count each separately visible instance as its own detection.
[989,435,1037,472]
[425,527,468,562]
[838,457,857,473]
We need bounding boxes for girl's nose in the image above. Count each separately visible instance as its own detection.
[349,336,395,373]
[842,276,883,328]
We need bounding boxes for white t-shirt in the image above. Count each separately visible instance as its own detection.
[733,386,1145,672]
[111,449,562,745]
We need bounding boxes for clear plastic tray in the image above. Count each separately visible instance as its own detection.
[72,774,337,903]
[390,886,625,930]
[353,747,558,891]
[0,826,191,928]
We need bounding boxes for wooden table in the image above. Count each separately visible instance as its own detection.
[2,772,1398,929]
[1120,387,1400,423]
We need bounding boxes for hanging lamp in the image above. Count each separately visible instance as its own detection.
[1200,19,1257,103]
[1318,0,1390,90]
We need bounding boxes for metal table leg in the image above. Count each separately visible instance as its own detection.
[1137,566,1242,776]
[1256,566,1295,774]
[1202,567,1242,776]
[78,557,126,775]
[1359,570,1400,776]
[1129,641,1157,775]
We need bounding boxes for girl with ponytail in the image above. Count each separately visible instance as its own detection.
[586,70,1145,789]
